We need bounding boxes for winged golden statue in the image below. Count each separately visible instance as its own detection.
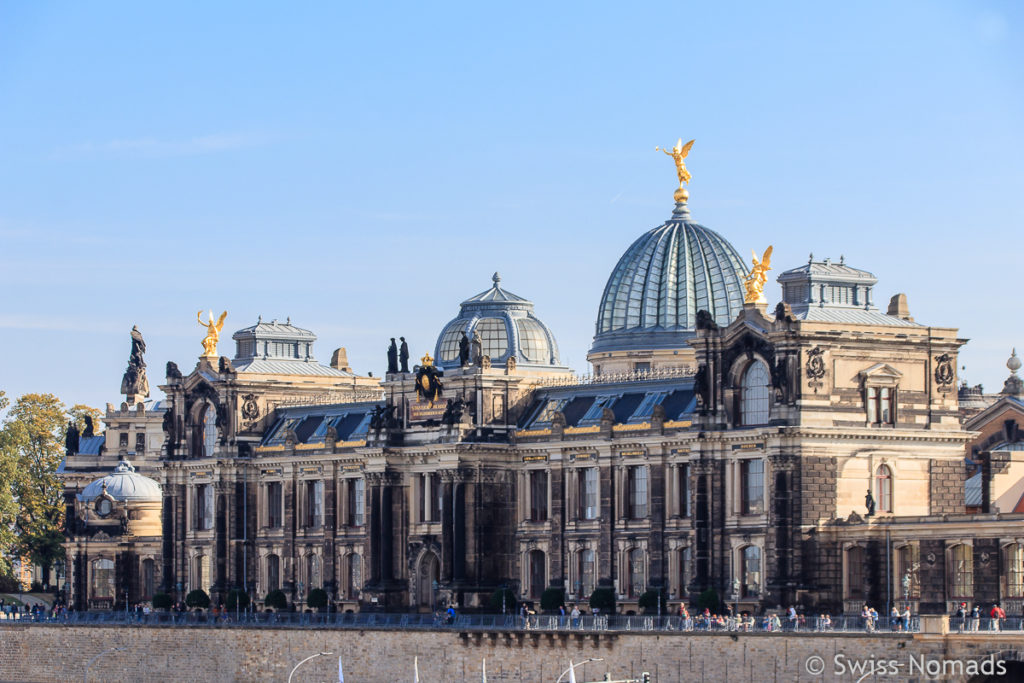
[743,246,773,305]
[656,138,695,201]
[198,310,228,358]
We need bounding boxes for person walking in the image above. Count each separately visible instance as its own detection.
[956,603,966,633]
[971,605,980,632]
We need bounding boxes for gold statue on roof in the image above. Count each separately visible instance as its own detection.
[656,138,695,202]
[198,310,227,358]
[743,246,773,305]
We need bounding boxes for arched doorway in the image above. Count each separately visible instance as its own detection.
[418,552,440,609]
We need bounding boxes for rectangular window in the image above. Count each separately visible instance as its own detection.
[897,544,920,599]
[577,468,598,520]
[347,479,365,527]
[532,398,568,425]
[529,470,548,522]
[194,484,213,530]
[740,459,764,515]
[679,464,691,517]
[578,396,617,424]
[267,482,283,528]
[867,387,896,425]
[305,480,323,528]
[579,550,595,598]
[419,473,441,523]
[628,466,648,519]
[631,391,667,421]
[950,545,973,598]
[678,547,691,596]
[135,432,146,454]
[1006,545,1024,598]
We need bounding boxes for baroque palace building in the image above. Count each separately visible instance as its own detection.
[60,147,1024,616]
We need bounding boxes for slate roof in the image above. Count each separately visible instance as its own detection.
[260,400,382,447]
[233,358,355,376]
[519,376,697,429]
[792,307,922,327]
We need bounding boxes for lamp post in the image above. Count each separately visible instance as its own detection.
[84,646,126,683]
[554,657,603,683]
[287,651,332,683]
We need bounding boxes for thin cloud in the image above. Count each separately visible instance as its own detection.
[50,132,267,160]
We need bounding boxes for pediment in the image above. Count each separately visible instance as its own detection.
[859,363,902,381]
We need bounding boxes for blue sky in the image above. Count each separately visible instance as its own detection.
[1,2,1021,413]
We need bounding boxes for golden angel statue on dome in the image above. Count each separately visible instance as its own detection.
[743,246,773,304]
[197,310,228,358]
[656,138,695,189]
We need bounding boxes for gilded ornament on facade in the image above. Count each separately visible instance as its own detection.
[198,310,227,358]
[656,138,694,202]
[743,246,773,304]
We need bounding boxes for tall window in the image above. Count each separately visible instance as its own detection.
[194,484,214,530]
[347,479,364,527]
[266,554,280,593]
[141,559,155,600]
[679,464,691,517]
[678,547,691,596]
[867,386,895,425]
[628,548,646,598]
[740,361,771,426]
[578,468,598,520]
[1005,544,1024,598]
[202,405,217,457]
[91,558,114,599]
[846,546,864,599]
[305,480,323,528]
[347,553,362,597]
[267,482,283,528]
[897,545,920,599]
[419,473,440,523]
[950,544,973,599]
[875,465,893,513]
[741,546,761,598]
[306,554,321,589]
[529,550,545,599]
[740,459,764,515]
[529,471,548,522]
[628,466,648,519]
[192,554,210,593]
[578,549,595,598]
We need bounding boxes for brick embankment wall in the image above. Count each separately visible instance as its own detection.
[1,626,1023,682]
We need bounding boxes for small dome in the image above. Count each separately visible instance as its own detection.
[590,202,748,355]
[434,273,568,370]
[80,460,161,503]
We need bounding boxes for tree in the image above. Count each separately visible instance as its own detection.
[152,593,173,610]
[3,393,66,586]
[307,588,328,610]
[185,589,210,609]
[68,404,103,437]
[697,588,721,614]
[225,588,250,611]
[638,588,668,615]
[589,587,616,613]
[264,589,288,611]
[540,586,565,612]
[0,391,20,579]
[487,587,517,613]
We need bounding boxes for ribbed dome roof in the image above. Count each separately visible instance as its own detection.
[434,273,568,370]
[79,460,161,503]
[590,201,748,354]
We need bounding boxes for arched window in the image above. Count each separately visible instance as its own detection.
[949,544,973,599]
[740,361,771,426]
[846,546,864,599]
[141,559,155,600]
[1005,544,1024,598]
[875,465,893,513]
[528,550,546,599]
[91,558,115,600]
[678,547,691,597]
[266,554,280,593]
[306,554,321,590]
[347,553,361,598]
[741,546,761,598]
[628,548,645,598]
[203,405,217,457]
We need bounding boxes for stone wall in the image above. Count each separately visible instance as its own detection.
[3,625,1024,683]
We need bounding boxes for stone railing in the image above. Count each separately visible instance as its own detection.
[535,366,695,388]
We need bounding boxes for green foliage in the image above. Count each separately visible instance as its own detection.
[152,593,173,610]
[0,391,20,577]
[224,589,250,611]
[264,589,288,610]
[540,586,565,611]
[696,589,721,614]
[589,587,616,613]
[487,588,517,613]
[0,573,21,592]
[185,589,210,609]
[638,588,668,614]
[306,588,328,610]
[1,394,67,580]
[68,404,103,437]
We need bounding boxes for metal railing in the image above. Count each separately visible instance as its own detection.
[0,611,950,634]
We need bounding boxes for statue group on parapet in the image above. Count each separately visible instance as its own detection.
[387,337,410,374]
[457,329,484,368]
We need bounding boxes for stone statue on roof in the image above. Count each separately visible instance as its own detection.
[458,331,470,367]
[470,331,483,365]
[399,337,410,373]
[120,325,150,400]
[387,338,399,374]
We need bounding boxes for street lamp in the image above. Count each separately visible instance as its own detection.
[84,646,126,683]
[555,657,603,683]
[287,651,332,683]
